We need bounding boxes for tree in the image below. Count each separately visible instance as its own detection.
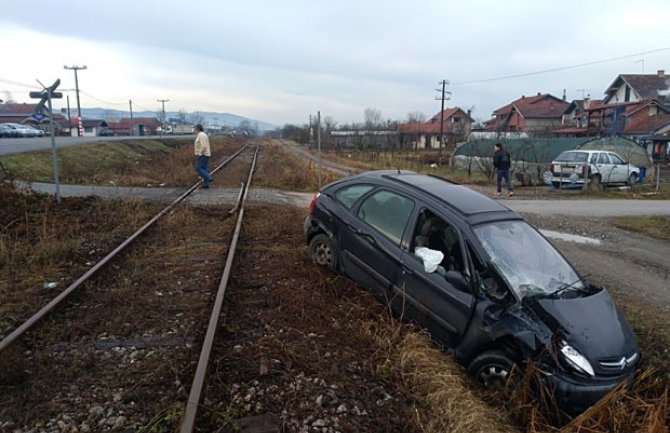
[239,120,259,136]
[364,108,383,130]
[178,109,188,124]
[281,124,309,144]
[406,111,426,124]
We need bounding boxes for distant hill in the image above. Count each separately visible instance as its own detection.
[77,108,276,131]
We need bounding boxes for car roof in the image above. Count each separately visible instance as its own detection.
[333,170,519,225]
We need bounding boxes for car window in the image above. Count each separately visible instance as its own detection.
[412,209,465,275]
[358,190,414,245]
[556,151,588,163]
[609,153,624,164]
[473,220,582,299]
[334,184,374,209]
[597,153,610,164]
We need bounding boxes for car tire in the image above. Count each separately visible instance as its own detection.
[467,350,517,388]
[589,174,602,191]
[627,173,637,187]
[309,234,338,271]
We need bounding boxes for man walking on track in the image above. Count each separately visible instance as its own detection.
[194,124,213,188]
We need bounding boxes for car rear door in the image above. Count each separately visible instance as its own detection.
[397,208,475,347]
[339,189,415,301]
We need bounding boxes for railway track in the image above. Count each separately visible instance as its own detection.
[0,143,266,432]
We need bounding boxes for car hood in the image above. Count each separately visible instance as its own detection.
[524,289,638,362]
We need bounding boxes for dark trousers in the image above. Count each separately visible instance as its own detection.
[496,169,513,192]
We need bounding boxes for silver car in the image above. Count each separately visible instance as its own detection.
[544,150,639,188]
[0,123,45,138]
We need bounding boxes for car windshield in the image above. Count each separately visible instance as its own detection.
[555,151,588,162]
[473,220,584,299]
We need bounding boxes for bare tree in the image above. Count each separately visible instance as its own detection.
[406,111,426,123]
[364,108,383,130]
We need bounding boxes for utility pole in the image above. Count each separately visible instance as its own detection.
[129,100,134,136]
[157,98,169,136]
[317,111,322,188]
[435,79,451,167]
[63,65,87,136]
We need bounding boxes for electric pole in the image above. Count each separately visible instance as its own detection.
[157,99,169,136]
[435,79,451,167]
[129,100,134,136]
[63,65,87,136]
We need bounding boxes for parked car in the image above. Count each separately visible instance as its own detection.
[0,122,45,138]
[98,128,115,136]
[304,170,639,413]
[0,123,19,138]
[543,150,639,188]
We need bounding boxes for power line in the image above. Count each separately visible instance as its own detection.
[79,90,127,106]
[451,46,670,86]
[0,77,41,89]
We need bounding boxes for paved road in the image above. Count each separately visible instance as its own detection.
[23,182,670,216]
[0,135,189,156]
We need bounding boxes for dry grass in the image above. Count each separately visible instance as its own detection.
[254,141,341,191]
[610,215,670,241]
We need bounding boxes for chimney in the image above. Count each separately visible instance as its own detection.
[584,96,591,109]
[562,88,566,101]
[658,70,665,77]
[537,92,541,96]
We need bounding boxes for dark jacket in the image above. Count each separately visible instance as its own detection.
[493,149,511,171]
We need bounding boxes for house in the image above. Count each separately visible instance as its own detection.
[69,118,109,137]
[581,70,670,159]
[0,102,69,135]
[397,107,474,149]
[602,70,670,106]
[487,93,569,135]
[108,117,161,136]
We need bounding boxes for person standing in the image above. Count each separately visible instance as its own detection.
[493,142,513,197]
[194,124,213,188]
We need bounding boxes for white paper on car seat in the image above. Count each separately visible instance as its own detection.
[414,247,444,273]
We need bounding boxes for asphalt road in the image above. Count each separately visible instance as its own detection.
[23,181,670,216]
[0,135,190,156]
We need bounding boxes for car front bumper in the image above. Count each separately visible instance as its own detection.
[543,369,635,413]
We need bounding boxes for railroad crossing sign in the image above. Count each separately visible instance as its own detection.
[30,78,63,204]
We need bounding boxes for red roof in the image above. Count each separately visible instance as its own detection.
[493,93,569,118]
[625,113,670,134]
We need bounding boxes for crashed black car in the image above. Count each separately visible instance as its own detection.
[304,170,639,413]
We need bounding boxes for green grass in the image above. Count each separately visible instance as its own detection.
[1,139,186,183]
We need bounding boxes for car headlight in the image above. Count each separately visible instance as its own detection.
[559,340,595,376]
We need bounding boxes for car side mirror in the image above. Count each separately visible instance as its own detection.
[444,270,469,291]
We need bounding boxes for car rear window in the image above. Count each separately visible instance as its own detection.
[555,151,588,162]
[334,184,374,209]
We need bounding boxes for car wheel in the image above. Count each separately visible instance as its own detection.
[589,174,602,191]
[309,234,338,271]
[627,173,637,187]
[467,350,517,388]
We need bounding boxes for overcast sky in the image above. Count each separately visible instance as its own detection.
[1,0,669,127]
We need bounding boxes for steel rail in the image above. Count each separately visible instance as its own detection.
[0,144,250,352]
[179,144,259,433]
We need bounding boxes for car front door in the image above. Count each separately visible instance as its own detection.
[396,208,475,347]
[339,189,415,301]
[594,152,615,183]
[607,152,630,183]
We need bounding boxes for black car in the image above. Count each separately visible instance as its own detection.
[304,170,639,413]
